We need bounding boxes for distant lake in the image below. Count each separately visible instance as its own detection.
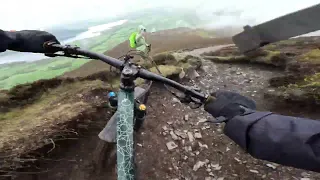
[0,19,128,65]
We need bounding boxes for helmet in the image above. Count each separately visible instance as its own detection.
[138,25,146,33]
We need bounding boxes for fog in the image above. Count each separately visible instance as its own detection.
[1,0,319,30]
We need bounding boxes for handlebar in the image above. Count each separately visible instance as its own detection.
[44,43,208,102]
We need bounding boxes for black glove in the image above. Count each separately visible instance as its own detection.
[204,90,256,120]
[7,30,60,53]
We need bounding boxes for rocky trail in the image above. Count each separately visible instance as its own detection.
[132,46,319,180]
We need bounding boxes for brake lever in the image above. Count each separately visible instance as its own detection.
[44,43,83,59]
[179,95,203,109]
[177,86,205,109]
[44,52,82,59]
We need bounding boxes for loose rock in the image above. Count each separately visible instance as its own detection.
[198,142,208,149]
[170,131,179,140]
[234,157,241,163]
[184,115,189,121]
[184,146,192,152]
[301,172,310,177]
[172,97,181,104]
[201,125,211,130]
[187,132,195,142]
[162,126,168,131]
[198,117,207,123]
[175,130,187,139]
[211,164,222,170]
[249,169,259,174]
[181,139,185,145]
[163,132,168,136]
[194,132,202,139]
[266,163,277,169]
[193,161,206,171]
[166,141,178,150]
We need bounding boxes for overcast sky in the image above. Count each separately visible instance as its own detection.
[1,0,319,30]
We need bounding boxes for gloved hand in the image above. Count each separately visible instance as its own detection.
[146,44,151,54]
[8,30,60,53]
[204,90,256,120]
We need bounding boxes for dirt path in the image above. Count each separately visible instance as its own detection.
[133,46,319,180]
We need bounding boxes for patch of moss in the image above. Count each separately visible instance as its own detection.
[152,52,177,65]
[110,78,121,89]
[179,63,191,70]
[251,50,288,67]
[299,49,320,64]
[134,78,145,86]
[264,44,277,50]
[149,65,182,77]
[204,55,248,63]
[264,50,281,62]
[185,56,202,69]
[136,60,153,69]
[268,72,320,106]
[172,53,187,62]
[277,39,298,46]
[301,73,320,87]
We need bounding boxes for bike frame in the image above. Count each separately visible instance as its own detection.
[117,88,135,180]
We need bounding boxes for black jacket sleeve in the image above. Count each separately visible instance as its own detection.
[224,111,320,172]
[0,30,16,52]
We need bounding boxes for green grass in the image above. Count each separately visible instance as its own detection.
[0,58,88,89]
[0,11,205,90]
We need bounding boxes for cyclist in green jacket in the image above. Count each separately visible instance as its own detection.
[129,25,151,60]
